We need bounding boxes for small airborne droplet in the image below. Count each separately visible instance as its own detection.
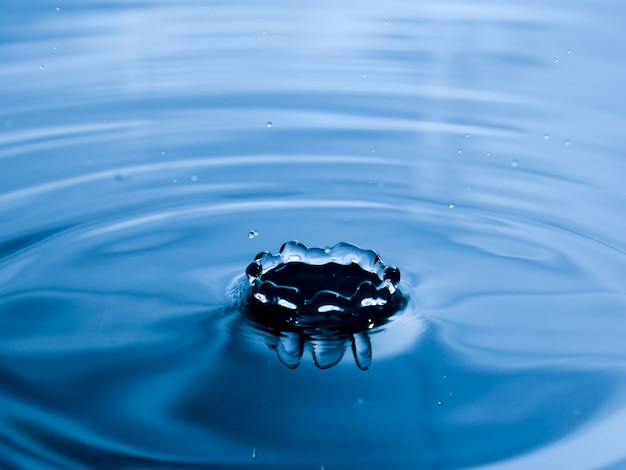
[248,230,259,239]
[437,401,443,406]
[544,134,550,140]
[564,140,571,147]
[190,175,198,182]
[567,49,572,54]
[40,65,45,69]
[449,203,455,209]
[252,448,257,459]
[465,133,470,138]
[555,58,560,63]
[457,148,462,154]
[55,7,60,11]
[511,159,519,168]
[266,121,272,128]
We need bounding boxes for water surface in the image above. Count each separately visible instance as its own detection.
[2,1,626,469]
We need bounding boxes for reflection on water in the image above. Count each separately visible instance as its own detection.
[233,240,408,370]
[2,0,626,468]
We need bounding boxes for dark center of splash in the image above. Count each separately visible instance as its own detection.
[262,262,382,301]
[234,241,407,370]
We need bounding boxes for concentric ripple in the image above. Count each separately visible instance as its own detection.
[2,0,626,469]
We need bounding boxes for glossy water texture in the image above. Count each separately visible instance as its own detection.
[236,241,406,371]
[2,1,626,469]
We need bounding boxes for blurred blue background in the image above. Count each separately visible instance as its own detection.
[1,1,626,468]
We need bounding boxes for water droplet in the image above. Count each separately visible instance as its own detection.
[312,339,346,369]
[352,332,372,370]
[457,148,462,154]
[567,49,572,54]
[248,230,259,239]
[464,133,470,138]
[486,152,491,157]
[266,121,272,128]
[555,58,560,63]
[362,74,367,78]
[384,21,389,26]
[52,45,57,51]
[448,203,455,209]
[86,159,93,165]
[252,448,257,459]
[39,65,45,69]
[511,159,519,168]
[172,179,178,183]
[443,375,447,379]
[276,332,303,369]
[160,151,165,156]
[356,397,365,405]
[544,134,550,140]
[55,7,60,11]
[261,31,267,36]
[564,140,571,146]
[437,401,443,406]
[190,175,198,182]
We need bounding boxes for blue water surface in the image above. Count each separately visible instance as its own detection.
[2,1,626,469]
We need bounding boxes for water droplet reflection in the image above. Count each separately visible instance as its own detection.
[234,241,407,370]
